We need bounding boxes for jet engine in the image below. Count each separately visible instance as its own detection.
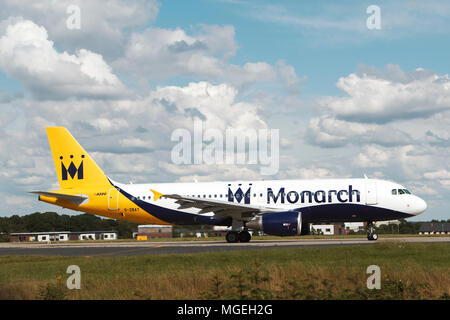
[247,211,307,236]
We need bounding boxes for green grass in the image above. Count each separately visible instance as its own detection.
[0,242,449,299]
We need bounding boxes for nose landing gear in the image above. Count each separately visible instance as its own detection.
[367,222,378,241]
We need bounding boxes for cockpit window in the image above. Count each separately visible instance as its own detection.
[393,188,411,195]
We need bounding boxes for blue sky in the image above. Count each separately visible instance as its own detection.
[0,0,449,221]
[2,1,449,96]
[154,0,450,95]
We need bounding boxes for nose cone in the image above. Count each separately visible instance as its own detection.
[414,197,427,215]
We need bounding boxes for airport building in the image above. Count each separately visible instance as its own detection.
[311,224,335,235]
[313,222,400,235]
[344,222,366,233]
[135,225,173,240]
[9,231,118,242]
[419,222,450,235]
[210,226,230,237]
[311,224,347,235]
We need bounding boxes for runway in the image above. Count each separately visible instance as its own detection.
[0,236,449,256]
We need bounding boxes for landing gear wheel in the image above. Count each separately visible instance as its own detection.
[226,231,239,243]
[238,230,251,243]
[367,221,378,241]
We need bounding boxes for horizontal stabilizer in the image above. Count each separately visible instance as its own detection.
[29,191,88,205]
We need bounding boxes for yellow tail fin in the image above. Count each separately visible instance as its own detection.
[46,127,109,189]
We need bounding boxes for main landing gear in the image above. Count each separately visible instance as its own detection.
[226,229,251,243]
[367,221,378,241]
[226,220,252,243]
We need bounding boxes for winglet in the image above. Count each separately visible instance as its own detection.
[150,189,164,201]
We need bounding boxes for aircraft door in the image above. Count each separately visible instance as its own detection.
[108,188,119,210]
[365,181,378,205]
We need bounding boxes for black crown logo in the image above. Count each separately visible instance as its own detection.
[228,186,251,204]
[60,155,85,180]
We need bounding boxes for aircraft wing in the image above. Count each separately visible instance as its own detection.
[29,191,88,205]
[160,192,278,221]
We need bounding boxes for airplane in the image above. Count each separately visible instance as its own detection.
[30,127,427,242]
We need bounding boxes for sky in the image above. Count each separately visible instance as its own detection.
[0,0,449,221]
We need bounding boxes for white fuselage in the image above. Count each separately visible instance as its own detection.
[111,178,426,225]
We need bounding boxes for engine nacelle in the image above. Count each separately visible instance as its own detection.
[247,211,303,236]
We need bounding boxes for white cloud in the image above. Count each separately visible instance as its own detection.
[0,19,129,100]
[88,118,129,133]
[4,195,34,208]
[424,170,450,180]
[276,60,302,95]
[119,137,153,149]
[113,25,236,80]
[113,24,299,92]
[408,183,439,196]
[246,3,365,33]
[354,144,449,185]
[0,0,160,59]
[228,62,277,89]
[240,1,450,45]
[168,164,262,182]
[353,145,391,168]
[319,65,450,123]
[151,81,267,131]
[306,115,412,148]
[279,166,344,180]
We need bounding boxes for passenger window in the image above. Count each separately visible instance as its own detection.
[398,189,405,194]
[392,189,397,195]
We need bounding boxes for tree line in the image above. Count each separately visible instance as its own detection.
[0,212,138,241]
[373,219,421,234]
[1,212,448,242]
[346,218,450,235]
